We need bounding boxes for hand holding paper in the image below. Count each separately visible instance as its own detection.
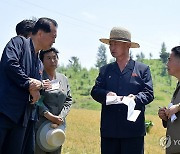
[122,96,141,122]
[45,79,60,91]
[106,96,123,105]
[106,96,141,122]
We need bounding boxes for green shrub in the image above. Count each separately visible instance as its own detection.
[145,120,154,133]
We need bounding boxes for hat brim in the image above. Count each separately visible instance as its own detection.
[36,120,66,152]
[99,38,140,48]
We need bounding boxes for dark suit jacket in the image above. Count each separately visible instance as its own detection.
[91,59,154,138]
[166,83,180,153]
[0,36,43,125]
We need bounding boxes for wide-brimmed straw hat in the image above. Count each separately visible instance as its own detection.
[36,120,66,152]
[100,27,140,48]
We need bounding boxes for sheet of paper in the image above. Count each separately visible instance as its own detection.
[106,96,141,122]
[127,110,141,122]
[122,96,141,122]
[46,79,60,91]
[106,96,123,105]
[51,79,60,90]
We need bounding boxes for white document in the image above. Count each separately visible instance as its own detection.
[168,103,177,123]
[106,96,123,105]
[46,79,60,91]
[106,96,141,122]
[122,97,141,122]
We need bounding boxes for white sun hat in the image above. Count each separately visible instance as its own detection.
[36,120,66,152]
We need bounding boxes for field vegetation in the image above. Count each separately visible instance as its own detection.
[62,109,166,154]
[58,58,178,154]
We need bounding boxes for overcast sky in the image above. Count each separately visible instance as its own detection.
[0,0,180,69]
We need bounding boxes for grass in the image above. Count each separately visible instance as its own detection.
[62,109,101,154]
[145,114,166,154]
[62,108,166,154]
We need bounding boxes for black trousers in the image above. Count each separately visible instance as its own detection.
[0,113,26,154]
[21,120,36,154]
[101,136,144,154]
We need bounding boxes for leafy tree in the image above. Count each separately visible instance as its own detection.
[136,52,145,62]
[159,42,169,64]
[95,44,107,68]
[159,42,169,76]
[149,53,153,59]
[68,56,81,72]
[129,50,133,59]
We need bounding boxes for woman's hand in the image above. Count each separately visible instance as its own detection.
[51,115,63,125]
[42,79,51,90]
[158,107,168,121]
[44,111,63,125]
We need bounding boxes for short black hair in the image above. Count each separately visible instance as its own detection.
[39,47,59,62]
[32,17,58,35]
[16,19,36,38]
[171,46,180,59]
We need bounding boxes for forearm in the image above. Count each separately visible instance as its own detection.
[44,111,54,121]
[44,111,63,125]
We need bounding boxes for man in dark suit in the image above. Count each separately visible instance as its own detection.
[91,27,154,154]
[0,17,58,154]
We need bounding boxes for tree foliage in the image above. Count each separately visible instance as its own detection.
[149,53,153,59]
[159,42,169,76]
[95,44,107,68]
[136,52,145,62]
[68,56,81,72]
[159,42,169,64]
[129,50,133,59]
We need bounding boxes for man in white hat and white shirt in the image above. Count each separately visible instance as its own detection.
[91,27,154,154]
